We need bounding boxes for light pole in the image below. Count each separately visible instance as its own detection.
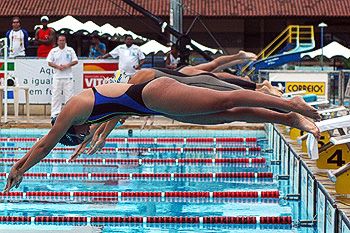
[318,22,328,70]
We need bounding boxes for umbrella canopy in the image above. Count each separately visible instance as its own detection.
[301,41,350,59]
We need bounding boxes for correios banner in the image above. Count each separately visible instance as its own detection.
[0,59,118,104]
[268,71,329,99]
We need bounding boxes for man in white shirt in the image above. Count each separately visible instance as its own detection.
[47,35,78,119]
[6,17,29,58]
[99,34,145,82]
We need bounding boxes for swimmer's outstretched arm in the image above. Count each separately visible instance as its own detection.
[86,117,127,156]
[70,123,102,161]
[4,97,90,192]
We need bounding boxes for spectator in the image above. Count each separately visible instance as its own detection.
[165,44,179,69]
[88,35,106,58]
[47,35,78,119]
[36,16,56,58]
[6,17,29,58]
[99,34,145,80]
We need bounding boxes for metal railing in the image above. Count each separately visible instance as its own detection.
[268,124,350,232]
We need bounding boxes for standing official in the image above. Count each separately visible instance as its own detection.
[47,35,78,119]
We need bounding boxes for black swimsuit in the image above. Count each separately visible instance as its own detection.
[153,67,256,90]
[86,82,160,124]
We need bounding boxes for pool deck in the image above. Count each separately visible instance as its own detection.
[277,125,350,221]
[0,115,265,130]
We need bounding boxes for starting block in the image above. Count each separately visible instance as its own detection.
[328,162,350,194]
[306,114,350,169]
[290,105,347,142]
[298,106,348,152]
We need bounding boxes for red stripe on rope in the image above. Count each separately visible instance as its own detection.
[0,190,280,198]
[203,216,257,224]
[0,215,292,225]
[0,216,31,222]
[35,216,87,223]
[260,216,292,224]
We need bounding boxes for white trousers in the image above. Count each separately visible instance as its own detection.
[51,78,74,117]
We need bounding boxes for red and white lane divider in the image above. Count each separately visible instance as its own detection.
[0,158,266,166]
[0,146,261,153]
[0,215,292,225]
[0,137,258,145]
[0,147,262,156]
[0,190,280,199]
[0,172,274,181]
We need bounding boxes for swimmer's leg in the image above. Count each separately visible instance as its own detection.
[187,51,257,72]
[169,73,243,91]
[143,77,320,121]
[170,107,320,138]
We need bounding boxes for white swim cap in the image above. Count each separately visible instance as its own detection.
[114,70,130,83]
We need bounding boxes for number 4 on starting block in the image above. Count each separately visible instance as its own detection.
[317,146,350,169]
[317,134,350,169]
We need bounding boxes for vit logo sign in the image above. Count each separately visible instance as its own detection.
[83,74,115,88]
[286,82,325,95]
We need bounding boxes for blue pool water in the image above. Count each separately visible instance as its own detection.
[0,129,317,233]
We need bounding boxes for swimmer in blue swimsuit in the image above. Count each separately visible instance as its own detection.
[4,76,321,193]
[71,65,282,159]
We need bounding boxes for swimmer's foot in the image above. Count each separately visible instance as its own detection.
[291,96,321,121]
[289,112,320,139]
[238,50,258,60]
[256,86,282,97]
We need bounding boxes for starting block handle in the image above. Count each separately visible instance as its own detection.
[318,106,347,115]
[329,162,350,194]
[330,134,350,145]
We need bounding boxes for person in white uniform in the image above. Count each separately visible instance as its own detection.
[99,34,145,83]
[165,44,180,70]
[47,35,78,119]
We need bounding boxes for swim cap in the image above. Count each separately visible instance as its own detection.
[113,70,130,83]
[51,117,84,146]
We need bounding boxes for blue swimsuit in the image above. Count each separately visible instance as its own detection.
[86,81,160,124]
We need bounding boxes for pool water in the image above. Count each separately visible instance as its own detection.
[0,129,317,233]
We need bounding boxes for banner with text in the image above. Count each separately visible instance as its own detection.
[269,72,329,99]
[0,59,118,104]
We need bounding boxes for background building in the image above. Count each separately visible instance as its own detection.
[0,0,348,55]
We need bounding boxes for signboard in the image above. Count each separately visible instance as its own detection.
[269,72,329,99]
[0,59,118,104]
[83,62,118,88]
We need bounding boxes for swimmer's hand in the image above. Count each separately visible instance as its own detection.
[69,142,88,161]
[3,166,23,193]
[87,135,106,155]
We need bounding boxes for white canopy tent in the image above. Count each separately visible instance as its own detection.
[140,40,222,55]
[34,15,222,55]
[34,15,84,32]
[34,16,147,40]
[301,41,350,59]
[139,40,170,55]
[190,40,223,54]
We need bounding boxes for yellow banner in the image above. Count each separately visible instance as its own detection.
[286,82,325,95]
